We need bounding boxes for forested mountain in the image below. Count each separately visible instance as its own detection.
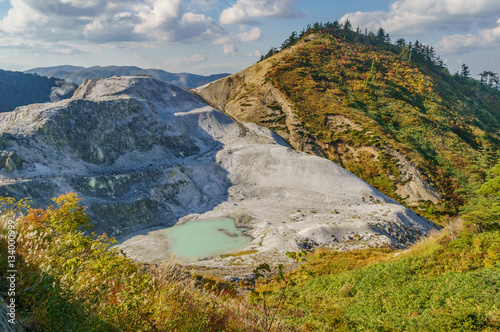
[0,69,76,112]
[198,22,500,221]
[25,65,230,89]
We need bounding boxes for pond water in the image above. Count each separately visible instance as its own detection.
[162,217,252,262]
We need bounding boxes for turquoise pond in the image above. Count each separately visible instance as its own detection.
[162,218,252,261]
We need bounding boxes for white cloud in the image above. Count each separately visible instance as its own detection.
[214,26,262,44]
[237,27,262,42]
[437,19,500,54]
[219,0,305,25]
[341,0,500,55]
[341,0,500,35]
[223,43,237,55]
[0,0,226,44]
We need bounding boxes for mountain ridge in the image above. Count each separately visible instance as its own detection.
[197,27,500,220]
[0,69,77,113]
[25,65,230,89]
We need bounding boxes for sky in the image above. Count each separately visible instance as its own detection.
[0,0,499,78]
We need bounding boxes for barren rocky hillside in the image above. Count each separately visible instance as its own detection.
[0,76,437,271]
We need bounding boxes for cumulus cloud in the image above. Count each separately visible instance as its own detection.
[223,44,237,55]
[0,0,226,44]
[341,0,500,35]
[437,19,500,54]
[214,27,262,44]
[341,0,500,54]
[237,27,262,42]
[219,0,305,25]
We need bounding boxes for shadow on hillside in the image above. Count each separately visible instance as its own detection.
[76,140,233,242]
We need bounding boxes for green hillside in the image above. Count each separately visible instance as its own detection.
[262,23,500,218]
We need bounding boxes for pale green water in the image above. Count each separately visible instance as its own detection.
[163,218,252,261]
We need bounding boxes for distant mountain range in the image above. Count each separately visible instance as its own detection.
[24,65,230,89]
[0,69,77,113]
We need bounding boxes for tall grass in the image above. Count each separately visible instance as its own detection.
[0,194,286,331]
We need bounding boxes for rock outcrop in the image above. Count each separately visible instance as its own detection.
[0,76,238,236]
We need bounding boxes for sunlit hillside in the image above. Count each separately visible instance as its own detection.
[199,22,500,221]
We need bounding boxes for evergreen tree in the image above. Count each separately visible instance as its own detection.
[479,71,500,88]
[395,38,406,48]
[343,19,352,31]
[460,64,471,79]
[479,71,488,84]
[376,28,386,43]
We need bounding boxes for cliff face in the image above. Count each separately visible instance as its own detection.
[0,76,438,268]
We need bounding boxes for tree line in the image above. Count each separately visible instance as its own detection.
[259,21,499,90]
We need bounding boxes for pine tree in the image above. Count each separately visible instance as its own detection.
[395,38,406,48]
[460,64,471,79]
[376,28,386,43]
[343,19,352,31]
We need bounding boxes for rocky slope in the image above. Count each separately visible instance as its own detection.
[195,37,442,206]
[0,76,437,272]
[196,30,500,212]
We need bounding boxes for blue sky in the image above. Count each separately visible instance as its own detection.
[0,0,499,78]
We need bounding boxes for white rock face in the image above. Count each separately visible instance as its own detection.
[0,76,438,272]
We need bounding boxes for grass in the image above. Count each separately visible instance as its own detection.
[222,249,259,258]
[258,223,500,331]
[0,194,276,331]
[1,192,499,331]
